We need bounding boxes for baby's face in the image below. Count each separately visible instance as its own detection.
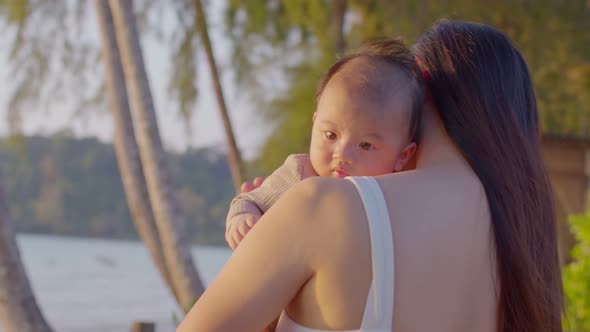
[310,77,413,178]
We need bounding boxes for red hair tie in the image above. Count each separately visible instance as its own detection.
[422,70,430,82]
[421,70,430,101]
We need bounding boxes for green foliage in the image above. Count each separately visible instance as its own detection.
[166,0,201,139]
[563,213,590,331]
[225,0,590,172]
[0,1,104,131]
[0,134,234,245]
[0,0,202,138]
[0,0,27,24]
[254,59,328,172]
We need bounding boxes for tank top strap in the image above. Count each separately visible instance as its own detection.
[346,176,395,331]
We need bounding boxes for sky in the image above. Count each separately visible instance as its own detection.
[0,1,272,160]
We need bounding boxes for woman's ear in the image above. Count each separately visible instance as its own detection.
[393,142,417,172]
[313,111,317,122]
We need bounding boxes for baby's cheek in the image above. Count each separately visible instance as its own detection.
[365,156,396,175]
[310,149,332,177]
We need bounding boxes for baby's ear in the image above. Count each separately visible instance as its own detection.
[312,112,317,122]
[393,142,417,172]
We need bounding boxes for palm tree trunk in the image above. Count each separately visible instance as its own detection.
[331,0,347,55]
[108,0,204,309]
[193,0,244,193]
[0,175,53,332]
[94,0,181,305]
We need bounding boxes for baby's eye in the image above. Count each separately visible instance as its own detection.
[324,131,337,140]
[359,142,374,151]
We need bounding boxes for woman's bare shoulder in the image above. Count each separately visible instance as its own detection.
[270,176,369,252]
[274,176,365,226]
[277,176,361,212]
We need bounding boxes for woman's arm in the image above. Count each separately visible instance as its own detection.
[176,178,326,332]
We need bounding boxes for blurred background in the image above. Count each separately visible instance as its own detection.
[0,0,588,331]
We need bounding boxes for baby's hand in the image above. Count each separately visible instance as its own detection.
[226,214,260,250]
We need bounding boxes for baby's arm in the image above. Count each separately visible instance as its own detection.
[225,154,316,249]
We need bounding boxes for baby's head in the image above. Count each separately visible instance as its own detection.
[310,39,425,178]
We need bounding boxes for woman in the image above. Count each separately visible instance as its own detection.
[177,20,563,332]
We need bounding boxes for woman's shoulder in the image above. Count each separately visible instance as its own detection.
[272,176,369,239]
[378,167,487,217]
[279,176,360,209]
[256,176,368,268]
[261,176,358,223]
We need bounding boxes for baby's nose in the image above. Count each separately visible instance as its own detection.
[334,145,354,163]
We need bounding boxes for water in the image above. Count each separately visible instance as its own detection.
[15,233,232,332]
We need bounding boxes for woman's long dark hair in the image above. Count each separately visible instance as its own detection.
[413,20,563,332]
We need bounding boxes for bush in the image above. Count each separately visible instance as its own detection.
[563,213,590,331]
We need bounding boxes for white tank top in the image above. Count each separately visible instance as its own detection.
[275,176,395,332]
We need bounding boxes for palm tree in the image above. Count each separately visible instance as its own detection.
[0,176,53,332]
[108,0,204,308]
[193,0,244,193]
[331,0,347,55]
[93,0,181,305]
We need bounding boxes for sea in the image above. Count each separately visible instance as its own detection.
[14,233,232,332]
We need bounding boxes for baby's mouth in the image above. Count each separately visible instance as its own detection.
[332,167,348,178]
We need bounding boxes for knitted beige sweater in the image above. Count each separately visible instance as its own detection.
[225,154,318,235]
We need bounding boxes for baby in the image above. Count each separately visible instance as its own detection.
[226,39,425,250]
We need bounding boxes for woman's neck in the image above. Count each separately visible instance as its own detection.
[416,104,465,169]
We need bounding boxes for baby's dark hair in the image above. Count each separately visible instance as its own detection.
[316,39,425,143]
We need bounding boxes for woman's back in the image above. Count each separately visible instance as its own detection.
[382,160,496,331]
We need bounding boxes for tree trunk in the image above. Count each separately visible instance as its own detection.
[109,0,204,309]
[0,175,53,332]
[94,0,181,305]
[331,0,347,55]
[193,0,244,193]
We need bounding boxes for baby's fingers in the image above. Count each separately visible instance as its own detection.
[253,177,265,187]
[227,235,238,250]
[237,221,252,237]
[245,215,260,228]
[225,224,235,246]
[231,231,244,249]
